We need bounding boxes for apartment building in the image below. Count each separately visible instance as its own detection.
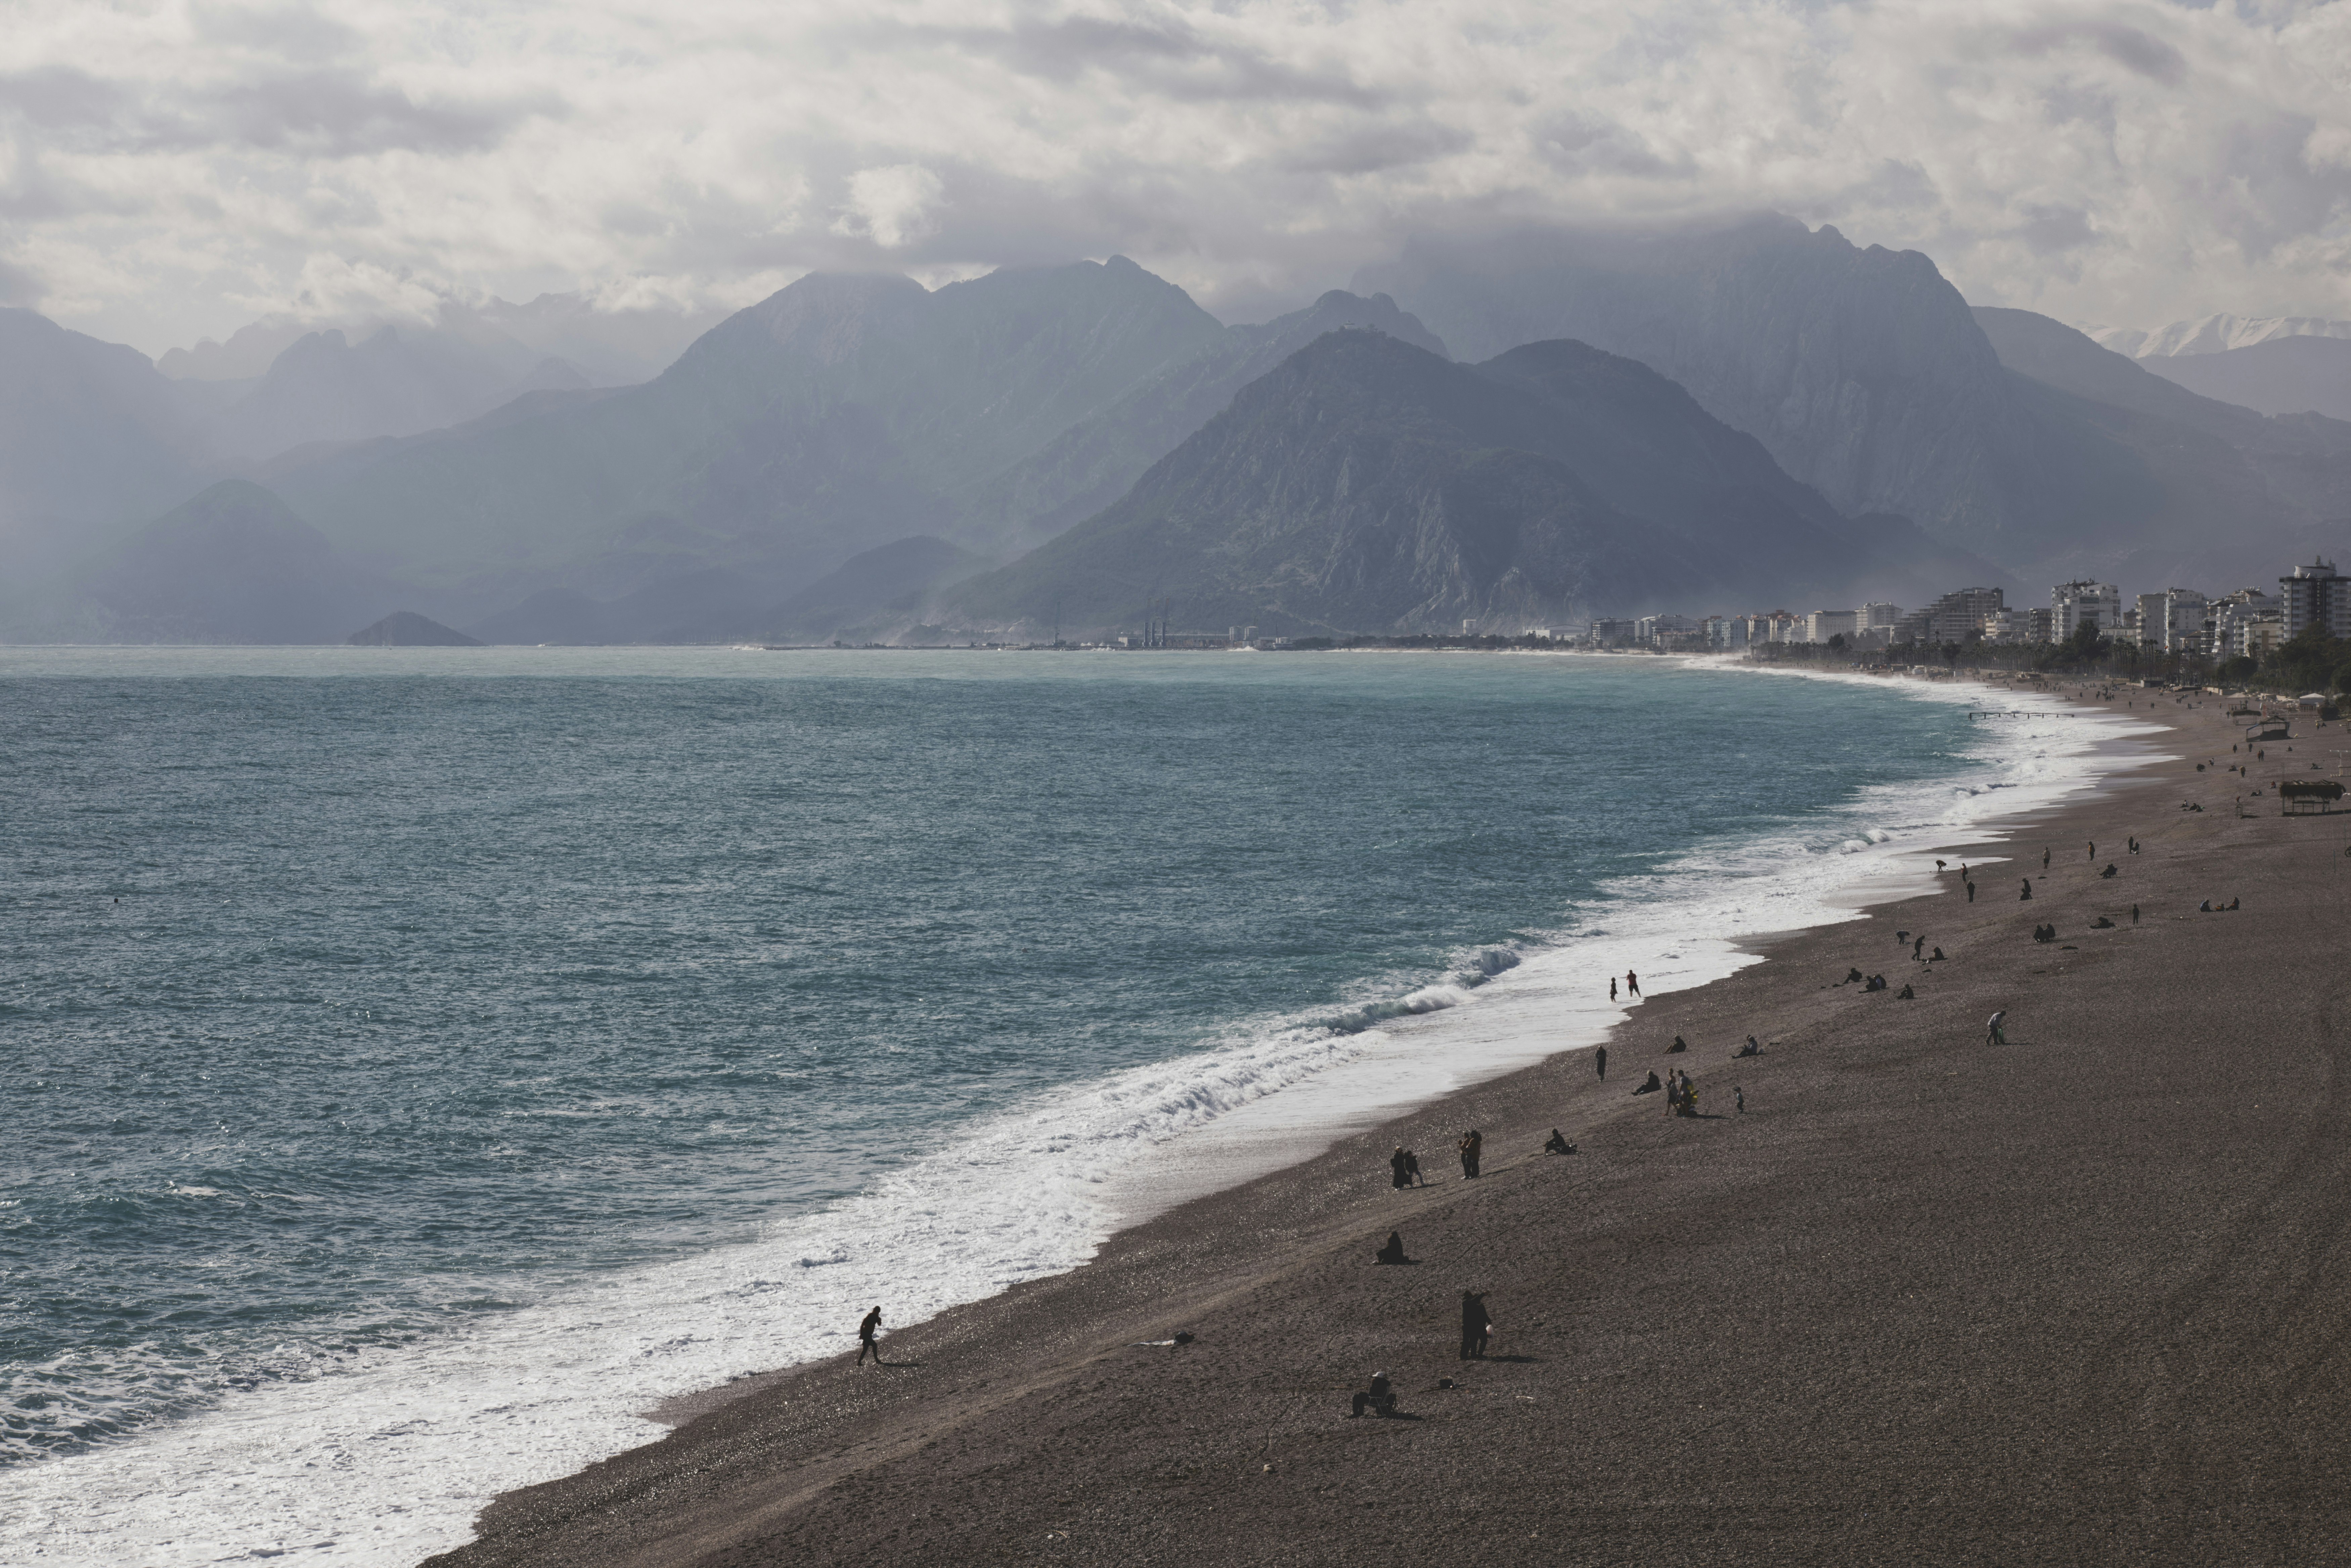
[2281,558,2351,639]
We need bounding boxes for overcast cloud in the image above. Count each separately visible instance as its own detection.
[5,0,2350,354]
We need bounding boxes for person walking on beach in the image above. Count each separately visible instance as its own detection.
[2021,878,2032,900]
[1459,1130,1482,1178]
[1626,970,1641,997]
[2042,847,2051,870]
[1967,879,1975,902]
[1735,1085,1744,1114]
[1987,1010,2007,1046]
[1912,934,1925,961]
[1390,1146,1413,1189]
[856,1305,884,1365]
[1595,1045,1607,1080]
[1459,1291,1492,1360]
[2132,903,2139,925]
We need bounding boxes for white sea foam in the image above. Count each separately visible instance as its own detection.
[0,667,2167,1567]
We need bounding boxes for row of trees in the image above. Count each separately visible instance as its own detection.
[1805,623,2351,694]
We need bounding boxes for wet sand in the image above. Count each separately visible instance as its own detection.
[425,690,2351,1567]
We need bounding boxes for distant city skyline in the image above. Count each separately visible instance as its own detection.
[8,1,2351,356]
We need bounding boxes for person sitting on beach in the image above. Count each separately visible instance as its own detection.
[1896,983,1914,998]
[1929,947,1945,961]
[2100,863,2117,879]
[1543,1129,1574,1155]
[1843,967,1864,984]
[1735,1035,1760,1058]
[1668,1035,1688,1053]
[1458,1130,1483,1179]
[1634,1070,1662,1095]
[2229,897,2240,910]
[1390,1146,1413,1189]
[1864,973,1888,991]
[1349,1371,1398,1418]
[2200,899,2212,912]
[1375,1230,1410,1265]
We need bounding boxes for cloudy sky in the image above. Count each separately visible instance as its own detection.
[5,0,2351,356]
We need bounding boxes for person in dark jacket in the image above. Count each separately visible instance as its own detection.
[1595,1044,1607,1080]
[1458,1130,1482,1178]
[1350,1372,1396,1418]
[1375,1230,1409,1265]
[1389,1146,1413,1189]
[1459,1292,1492,1359]
[856,1306,883,1366]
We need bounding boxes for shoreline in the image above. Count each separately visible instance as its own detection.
[422,681,2351,1567]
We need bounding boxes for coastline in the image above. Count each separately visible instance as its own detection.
[421,682,2351,1566]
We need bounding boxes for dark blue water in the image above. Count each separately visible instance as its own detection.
[0,648,2005,1560]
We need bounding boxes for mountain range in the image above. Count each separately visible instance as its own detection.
[6,218,2350,645]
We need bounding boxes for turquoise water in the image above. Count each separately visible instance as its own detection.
[1,648,2057,1562]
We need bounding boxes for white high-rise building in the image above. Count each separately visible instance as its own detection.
[1805,609,1859,644]
[2281,558,2351,640]
[2052,581,2121,640]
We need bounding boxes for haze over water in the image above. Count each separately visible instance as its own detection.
[1,648,2122,1563]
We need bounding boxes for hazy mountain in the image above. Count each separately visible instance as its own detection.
[0,308,212,594]
[263,259,1235,630]
[940,330,2003,638]
[195,325,594,461]
[957,288,1447,555]
[1354,217,2171,574]
[2130,337,2351,423]
[75,481,388,643]
[2094,313,2351,359]
[160,294,725,387]
[1970,307,2351,585]
[752,535,986,643]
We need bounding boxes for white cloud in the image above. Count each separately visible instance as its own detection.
[3,0,2350,354]
[832,163,946,249]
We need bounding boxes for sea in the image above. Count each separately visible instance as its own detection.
[0,647,2159,1563]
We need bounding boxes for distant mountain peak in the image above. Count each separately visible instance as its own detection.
[348,610,482,647]
[2094,312,2351,359]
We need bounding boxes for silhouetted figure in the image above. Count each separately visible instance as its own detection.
[1896,983,1915,998]
[1543,1129,1573,1155]
[1912,935,1925,960]
[1459,1292,1492,1360]
[1390,1147,1413,1189]
[1458,1130,1482,1179]
[856,1306,883,1366]
[1595,1045,1607,1080]
[1403,1150,1423,1186]
[2229,897,2240,910]
[1967,880,1976,902]
[1626,970,1641,996]
[2100,863,2117,879]
[1735,1035,1760,1058]
[1350,1371,1397,1418]
[1609,977,1618,1001]
[2021,878,2033,900]
[1735,1085,1745,1114]
[1375,1231,1409,1265]
[1987,1010,2007,1046]
[2132,904,2139,925]
[1668,1035,1687,1053]
[2043,847,2051,869]
[1634,1070,1662,1095]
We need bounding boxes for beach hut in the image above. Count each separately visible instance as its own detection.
[2279,779,2345,814]
[2247,717,2292,743]
[2299,692,2331,711]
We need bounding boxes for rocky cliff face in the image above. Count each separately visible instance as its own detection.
[941,330,2001,637]
[1354,218,2153,571]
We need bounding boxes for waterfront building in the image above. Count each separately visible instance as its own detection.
[2052,581,2122,640]
[2280,558,2351,639]
[1805,609,1859,644]
[1891,586,2003,647]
